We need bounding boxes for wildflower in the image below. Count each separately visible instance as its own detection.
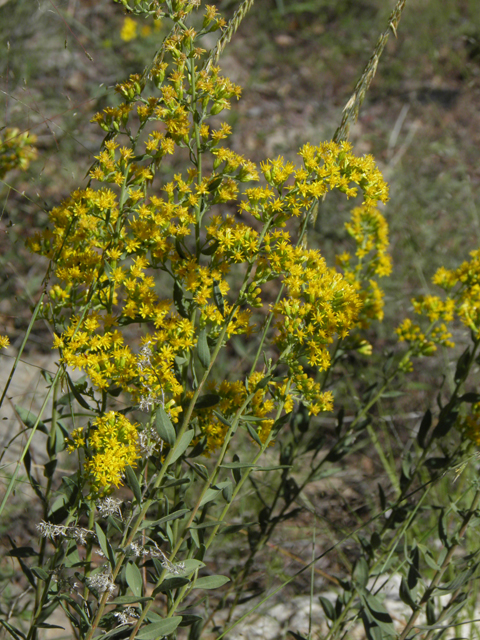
[114,607,139,626]
[0,335,9,349]
[86,569,116,596]
[96,496,123,519]
[120,17,138,42]
[36,521,93,545]
[51,570,78,594]
[82,412,140,494]
[128,541,185,574]
[0,128,37,179]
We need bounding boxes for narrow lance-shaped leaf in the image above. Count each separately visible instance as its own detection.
[170,429,194,464]
[126,561,143,597]
[417,408,431,449]
[197,329,210,369]
[174,281,189,318]
[213,279,225,316]
[95,523,115,569]
[155,406,176,446]
[136,617,183,639]
[192,575,230,590]
[125,465,142,504]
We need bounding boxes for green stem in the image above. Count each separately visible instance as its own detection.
[0,294,96,518]
[398,488,480,640]
[0,291,45,410]
[86,315,235,640]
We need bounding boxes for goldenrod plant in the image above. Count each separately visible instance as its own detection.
[2,1,480,639]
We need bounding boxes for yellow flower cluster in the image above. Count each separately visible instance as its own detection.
[189,368,333,455]
[0,335,9,349]
[396,248,480,366]
[460,403,480,446]
[336,205,392,328]
[0,128,37,180]
[433,249,480,335]
[66,412,139,494]
[239,143,389,225]
[27,0,393,470]
[120,16,138,42]
[273,243,361,369]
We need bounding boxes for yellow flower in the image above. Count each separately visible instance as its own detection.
[120,17,138,42]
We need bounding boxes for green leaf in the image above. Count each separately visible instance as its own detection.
[197,329,211,369]
[179,614,203,627]
[220,462,291,471]
[155,406,176,446]
[136,617,182,639]
[213,410,232,427]
[199,481,231,506]
[95,523,115,569]
[272,413,291,436]
[221,462,259,470]
[288,632,309,640]
[139,508,190,530]
[110,596,153,605]
[175,237,187,260]
[426,599,436,626]
[14,405,47,434]
[126,562,143,597]
[459,392,480,403]
[222,479,233,502]
[417,409,432,449]
[175,559,205,577]
[370,532,381,550]
[399,576,418,610]
[213,279,225,316]
[418,544,441,571]
[44,459,57,479]
[193,575,230,590]
[354,557,369,588]
[439,592,468,621]
[432,407,459,439]
[6,546,37,558]
[436,566,477,593]
[152,577,190,595]
[221,522,256,535]
[246,421,262,446]
[195,393,220,410]
[454,346,470,383]
[163,477,191,489]
[438,509,449,547]
[319,596,336,621]
[36,599,61,626]
[170,429,195,463]
[408,544,420,590]
[190,521,225,530]
[125,465,142,504]
[66,372,94,410]
[0,620,27,640]
[201,239,219,255]
[360,591,395,636]
[18,560,38,587]
[96,626,131,640]
[174,281,189,318]
[36,624,65,630]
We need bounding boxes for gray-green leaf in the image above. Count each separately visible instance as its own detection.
[155,406,176,446]
[136,617,182,639]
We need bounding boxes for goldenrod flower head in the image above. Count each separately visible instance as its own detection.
[120,17,138,42]
[82,412,140,494]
